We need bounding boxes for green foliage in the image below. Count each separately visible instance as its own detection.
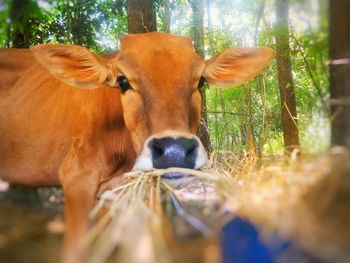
[12,0,43,31]
[0,0,128,52]
[0,1,10,47]
[0,0,44,47]
[198,0,329,155]
[39,0,128,52]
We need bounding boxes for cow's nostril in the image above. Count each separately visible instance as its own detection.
[152,143,164,157]
[148,137,198,169]
[186,142,196,156]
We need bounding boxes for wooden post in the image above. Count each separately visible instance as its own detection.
[329,0,350,146]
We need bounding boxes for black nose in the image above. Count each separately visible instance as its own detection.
[149,137,198,169]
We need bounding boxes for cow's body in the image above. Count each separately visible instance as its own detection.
[0,49,134,186]
[0,32,274,262]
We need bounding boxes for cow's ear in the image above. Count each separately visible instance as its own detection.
[203,48,274,87]
[31,44,114,89]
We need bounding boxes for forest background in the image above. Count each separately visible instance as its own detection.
[0,0,330,156]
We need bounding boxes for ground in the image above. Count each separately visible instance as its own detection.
[0,187,63,263]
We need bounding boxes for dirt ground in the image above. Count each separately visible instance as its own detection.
[0,187,63,263]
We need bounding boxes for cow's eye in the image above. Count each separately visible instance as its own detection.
[198,76,206,91]
[117,76,132,94]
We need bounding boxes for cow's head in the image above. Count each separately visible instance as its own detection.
[31,32,274,186]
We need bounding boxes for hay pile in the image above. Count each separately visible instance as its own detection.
[84,148,350,263]
[84,167,222,263]
[215,149,350,262]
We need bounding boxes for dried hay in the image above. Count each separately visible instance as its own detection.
[84,167,221,263]
[84,148,350,263]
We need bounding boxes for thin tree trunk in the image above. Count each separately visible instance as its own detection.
[253,0,265,46]
[189,0,204,57]
[329,0,350,146]
[206,0,217,150]
[126,0,157,33]
[190,0,212,152]
[257,75,271,157]
[244,84,256,155]
[161,0,172,33]
[205,0,215,54]
[291,30,326,106]
[274,0,300,153]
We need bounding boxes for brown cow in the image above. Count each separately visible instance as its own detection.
[0,32,273,262]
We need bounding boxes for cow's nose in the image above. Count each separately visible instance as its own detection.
[149,137,198,169]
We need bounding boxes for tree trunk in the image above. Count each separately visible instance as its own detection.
[329,0,350,146]
[274,0,300,153]
[8,0,31,48]
[189,0,212,153]
[189,0,205,57]
[126,0,157,33]
[160,0,172,33]
[244,84,256,155]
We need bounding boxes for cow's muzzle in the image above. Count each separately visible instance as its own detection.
[132,132,208,187]
[149,137,197,169]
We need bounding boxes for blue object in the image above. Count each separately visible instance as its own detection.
[221,217,292,263]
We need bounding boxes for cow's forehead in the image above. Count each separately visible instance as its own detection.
[118,32,201,63]
[116,32,204,83]
[120,32,193,51]
[115,32,204,81]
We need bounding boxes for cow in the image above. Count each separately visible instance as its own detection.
[0,32,274,262]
